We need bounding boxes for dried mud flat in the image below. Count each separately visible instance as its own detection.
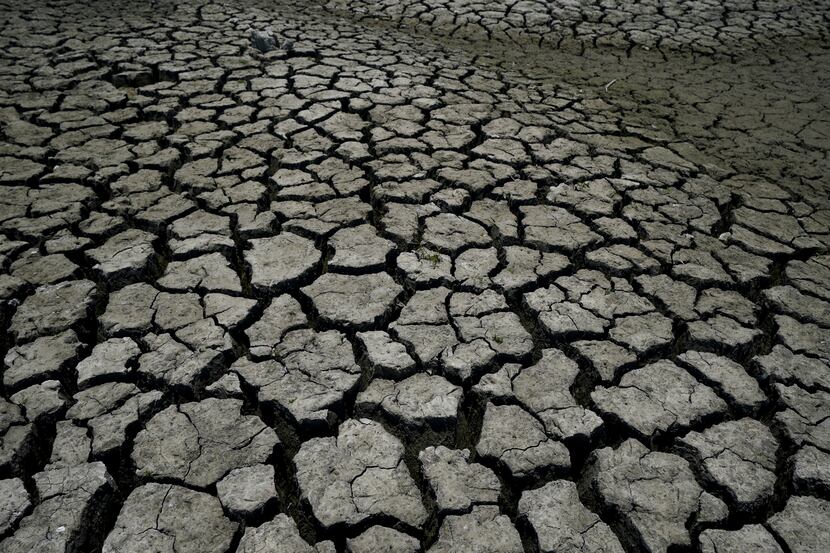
[0,1,828,552]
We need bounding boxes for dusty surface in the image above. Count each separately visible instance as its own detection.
[0,0,828,552]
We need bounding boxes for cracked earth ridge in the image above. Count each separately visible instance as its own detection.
[0,0,829,552]
[322,0,830,54]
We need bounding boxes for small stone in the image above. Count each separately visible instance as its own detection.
[251,29,278,52]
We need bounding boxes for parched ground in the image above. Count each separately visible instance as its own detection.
[0,1,829,552]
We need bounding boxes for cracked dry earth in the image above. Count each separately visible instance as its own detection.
[0,1,829,553]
